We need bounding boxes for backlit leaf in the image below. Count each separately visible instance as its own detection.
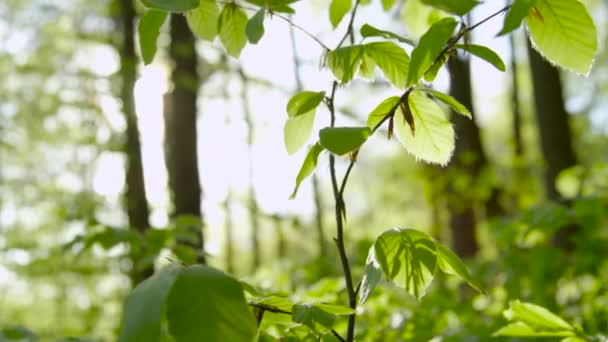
[420,0,480,16]
[498,0,536,36]
[187,0,219,41]
[284,110,316,155]
[287,91,325,117]
[290,143,324,199]
[455,44,506,71]
[421,88,471,117]
[364,42,410,88]
[329,0,351,28]
[327,45,365,83]
[366,96,400,129]
[218,3,248,58]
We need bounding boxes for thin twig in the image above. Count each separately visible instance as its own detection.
[337,0,362,48]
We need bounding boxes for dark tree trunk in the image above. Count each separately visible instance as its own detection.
[510,31,524,158]
[446,55,504,257]
[527,42,578,248]
[115,0,153,285]
[164,14,205,264]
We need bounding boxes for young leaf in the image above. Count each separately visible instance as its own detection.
[218,3,248,58]
[364,42,410,88]
[527,0,597,75]
[407,17,457,86]
[435,243,484,293]
[454,44,506,71]
[284,110,316,155]
[141,0,199,12]
[423,53,447,82]
[319,126,371,156]
[358,53,377,80]
[394,90,455,165]
[290,143,324,199]
[420,0,480,16]
[287,91,326,117]
[366,96,400,129]
[494,301,576,337]
[246,8,265,44]
[493,322,574,337]
[421,88,471,117]
[329,0,352,28]
[138,10,168,65]
[381,0,396,10]
[187,0,219,41]
[327,45,365,83]
[292,304,336,332]
[118,265,181,342]
[498,0,536,36]
[360,23,416,46]
[370,228,438,300]
[360,245,384,304]
[166,266,257,342]
[314,303,355,315]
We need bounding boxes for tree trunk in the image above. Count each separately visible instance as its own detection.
[446,55,504,257]
[527,42,578,248]
[223,194,234,274]
[164,14,205,264]
[115,0,153,285]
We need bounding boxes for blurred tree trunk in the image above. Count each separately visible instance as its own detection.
[446,55,503,258]
[510,33,524,158]
[164,14,205,264]
[238,69,261,272]
[115,0,153,285]
[527,43,578,248]
[223,194,234,274]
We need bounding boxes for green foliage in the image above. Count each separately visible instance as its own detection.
[287,91,326,117]
[454,44,506,71]
[327,45,365,84]
[407,17,457,86]
[329,0,352,28]
[187,0,220,41]
[360,24,415,46]
[319,127,371,156]
[138,10,167,65]
[527,0,597,75]
[284,91,325,155]
[499,0,536,36]
[366,96,400,129]
[218,3,249,58]
[419,0,480,16]
[290,143,324,199]
[246,9,266,44]
[420,88,471,117]
[141,0,199,12]
[494,301,580,339]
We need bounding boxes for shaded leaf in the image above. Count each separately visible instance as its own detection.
[290,143,324,199]
[292,304,336,331]
[319,126,371,156]
[498,0,536,36]
[138,10,168,65]
[420,0,480,16]
[246,8,265,44]
[454,44,506,71]
[141,0,199,12]
[360,24,415,45]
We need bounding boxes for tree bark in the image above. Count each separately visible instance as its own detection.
[115,0,153,285]
[164,14,205,264]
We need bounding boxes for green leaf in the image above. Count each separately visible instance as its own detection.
[118,265,180,342]
[187,0,220,41]
[381,0,397,10]
[366,96,400,129]
[369,228,438,299]
[329,0,351,28]
[395,90,455,165]
[364,42,410,88]
[359,245,384,304]
[290,143,324,199]
[287,91,326,117]
[421,88,471,117]
[423,53,447,82]
[292,304,336,331]
[166,265,257,342]
[454,44,506,71]
[527,0,597,75]
[360,24,416,46]
[319,126,371,156]
[435,243,484,293]
[420,0,480,16]
[358,53,377,80]
[218,3,248,58]
[498,0,536,36]
[141,0,199,12]
[246,8,265,44]
[327,45,365,83]
[493,322,574,337]
[503,301,574,333]
[314,304,355,315]
[407,17,457,86]
[284,111,316,155]
[138,10,168,65]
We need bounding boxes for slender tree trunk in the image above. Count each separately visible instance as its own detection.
[527,42,578,248]
[164,14,205,264]
[289,20,326,258]
[223,194,234,274]
[509,30,524,158]
[238,69,261,272]
[273,215,286,259]
[115,0,153,284]
[446,55,504,257]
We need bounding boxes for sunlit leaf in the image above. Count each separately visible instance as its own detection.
[454,44,506,71]
[319,126,371,156]
[284,110,316,155]
[138,10,168,65]
[394,90,454,165]
[498,0,536,36]
[314,303,355,315]
[360,245,383,304]
[420,0,480,16]
[141,0,199,12]
[494,301,576,337]
[246,8,265,44]
[435,243,484,293]
[166,265,257,342]
[527,0,597,75]
[287,91,326,117]
[329,0,351,28]
[218,3,248,57]
[327,45,365,83]
[382,0,397,10]
[364,42,410,88]
[407,17,457,86]
[360,24,416,46]
[421,88,471,117]
[366,96,400,129]
[290,143,324,199]
[186,0,219,41]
